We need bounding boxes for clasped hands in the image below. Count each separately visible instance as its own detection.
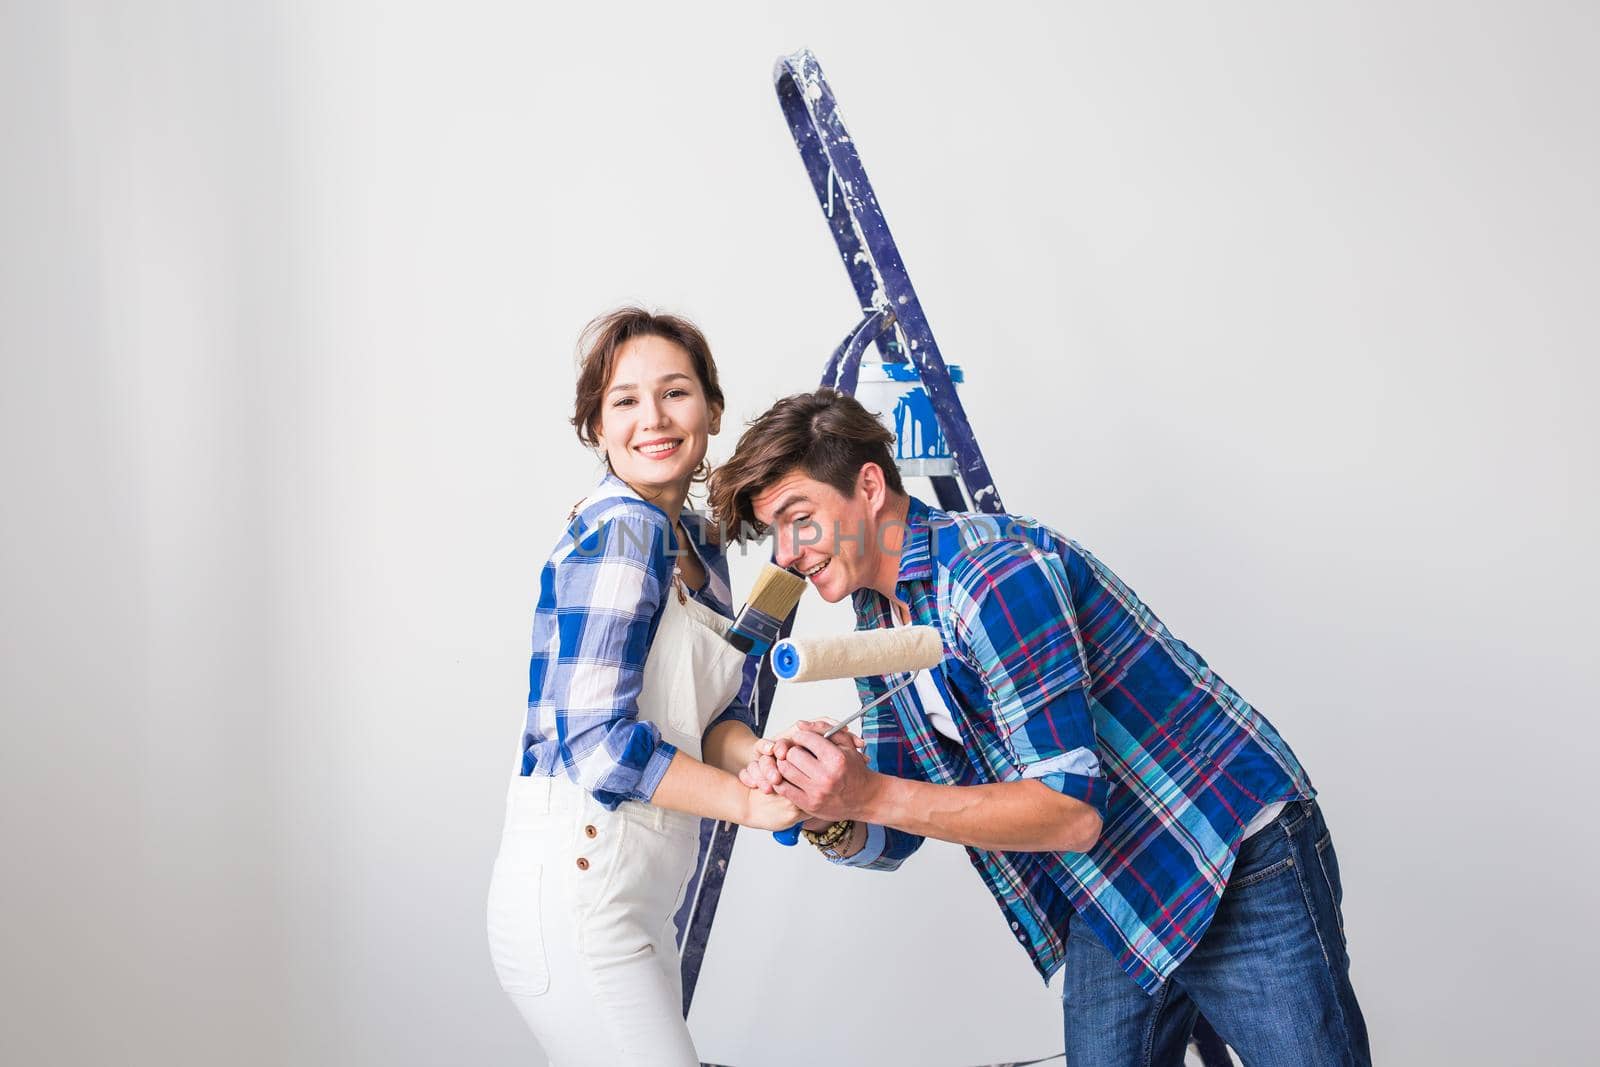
[740,719,875,829]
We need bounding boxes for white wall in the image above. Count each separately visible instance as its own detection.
[3,2,1595,1064]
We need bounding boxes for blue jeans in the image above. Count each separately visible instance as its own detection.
[1062,799,1370,1066]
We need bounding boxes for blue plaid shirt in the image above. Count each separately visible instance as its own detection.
[520,475,757,808]
[835,497,1314,994]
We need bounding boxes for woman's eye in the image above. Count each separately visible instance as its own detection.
[613,397,635,407]
[664,388,688,399]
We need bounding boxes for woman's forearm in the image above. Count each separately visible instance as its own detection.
[650,750,758,824]
[700,721,760,776]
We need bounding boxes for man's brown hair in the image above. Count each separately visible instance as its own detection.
[708,388,905,538]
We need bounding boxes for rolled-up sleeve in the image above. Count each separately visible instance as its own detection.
[830,822,925,871]
[548,502,678,807]
[948,542,1109,817]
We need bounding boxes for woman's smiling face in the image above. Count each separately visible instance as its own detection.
[595,334,721,505]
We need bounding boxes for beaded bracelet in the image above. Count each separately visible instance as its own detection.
[801,819,854,850]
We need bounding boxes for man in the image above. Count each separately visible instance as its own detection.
[709,389,1369,1066]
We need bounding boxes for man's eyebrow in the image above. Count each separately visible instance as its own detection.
[770,493,812,520]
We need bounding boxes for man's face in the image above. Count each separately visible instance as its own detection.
[752,469,880,604]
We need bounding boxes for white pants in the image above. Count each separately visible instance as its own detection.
[486,774,703,1066]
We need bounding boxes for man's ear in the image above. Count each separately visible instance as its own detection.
[858,462,887,509]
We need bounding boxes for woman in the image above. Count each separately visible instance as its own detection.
[486,308,802,1066]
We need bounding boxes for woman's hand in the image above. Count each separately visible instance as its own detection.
[738,787,807,832]
[753,719,866,759]
[739,752,779,794]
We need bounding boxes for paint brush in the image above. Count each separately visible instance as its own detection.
[724,563,808,656]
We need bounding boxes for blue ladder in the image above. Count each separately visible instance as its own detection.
[674,49,1231,1067]
[773,48,1006,518]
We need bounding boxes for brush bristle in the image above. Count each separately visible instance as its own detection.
[744,563,808,618]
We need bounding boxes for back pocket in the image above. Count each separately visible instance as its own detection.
[486,858,550,996]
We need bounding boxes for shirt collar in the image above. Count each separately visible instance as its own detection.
[599,470,641,501]
[595,472,696,527]
[894,494,943,585]
[853,495,946,628]
[596,470,722,559]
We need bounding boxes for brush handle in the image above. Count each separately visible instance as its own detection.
[726,604,787,658]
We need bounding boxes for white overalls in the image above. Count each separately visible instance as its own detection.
[487,565,747,1065]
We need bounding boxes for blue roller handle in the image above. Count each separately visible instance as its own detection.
[771,639,807,844]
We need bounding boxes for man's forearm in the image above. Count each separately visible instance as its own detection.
[767,724,1102,854]
[863,775,1101,853]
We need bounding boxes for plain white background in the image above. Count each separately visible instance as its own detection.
[4,2,1596,1064]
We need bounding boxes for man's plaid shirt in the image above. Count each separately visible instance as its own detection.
[835,497,1314,994]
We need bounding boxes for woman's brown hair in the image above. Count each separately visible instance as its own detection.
[572,307,725,482]
[708,388,905,539]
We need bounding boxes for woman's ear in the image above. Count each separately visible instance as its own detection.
[708,404,723,436]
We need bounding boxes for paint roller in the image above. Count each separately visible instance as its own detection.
[766,625,944,845]
[770,626,944,683]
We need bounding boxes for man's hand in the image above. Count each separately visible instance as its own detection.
[743,719,864,798]
[769,721,881,824]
